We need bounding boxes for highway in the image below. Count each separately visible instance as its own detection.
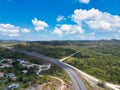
[2,46,87,90]
[22,51,87,90]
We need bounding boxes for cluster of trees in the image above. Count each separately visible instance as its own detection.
[0,45,71,89]
[13,43,75,59]
[0,46,47,89]
[12,40,120,84]
[3,40,120,84]
[65,40,120,84]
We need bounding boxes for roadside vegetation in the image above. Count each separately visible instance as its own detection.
[0,46,71,89]
[41,65,71,85]
[11,41,75,59]
[65,40,120,84]
[9,40,120,84]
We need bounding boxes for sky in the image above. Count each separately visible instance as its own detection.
[0,0,120,41]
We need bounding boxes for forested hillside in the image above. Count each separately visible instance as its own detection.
[10,40,120,84]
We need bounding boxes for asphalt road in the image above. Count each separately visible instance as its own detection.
[22,51,87,90]
[3,47,87,90]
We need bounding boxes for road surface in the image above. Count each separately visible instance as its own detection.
[22,51,87,90]
[60,51,80,62]
[2,46,87,90]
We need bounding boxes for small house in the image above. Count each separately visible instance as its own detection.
[17,59,25,64]
[7,73,16,79]
[4,83,19,90]
[22,70,28,74]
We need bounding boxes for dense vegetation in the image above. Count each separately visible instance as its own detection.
[10,40,120,84]
[0,46,71,89]
[12,41,75,59]
[65,40,120,84]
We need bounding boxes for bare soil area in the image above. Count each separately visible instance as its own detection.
[23,76,73,90]
[42,76,73,90]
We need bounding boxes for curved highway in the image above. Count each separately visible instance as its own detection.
[21,51,87,90]
[2,46,87,90]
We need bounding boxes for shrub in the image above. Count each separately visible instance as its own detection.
[97,81,105,88]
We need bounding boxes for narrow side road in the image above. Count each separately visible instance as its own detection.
[60,51,80,62]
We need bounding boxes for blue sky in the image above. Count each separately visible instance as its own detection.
[0,0,120,40]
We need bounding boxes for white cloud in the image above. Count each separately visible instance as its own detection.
[53,24,84,36]
[53,27,63,36]
[8,33,19,37]
[72,8,120,33]
[61,24,71,32]
[0,23,30,37]
[79,0,90,4]
[57,16,66,22]
[32,18,48,31]
[53,8,120,40]
[21,28,30,33]
[76,32,95,40]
